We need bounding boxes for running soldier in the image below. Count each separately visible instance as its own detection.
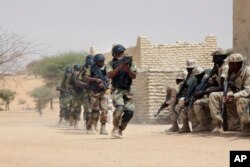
[56,67,72,125]
[106,44,137,138]
[68,64,83,128]
[76,54,94,129]
[84,54,109,135]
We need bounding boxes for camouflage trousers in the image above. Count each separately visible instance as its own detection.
[69,93,83,122]
[111,88,135,130]
[59,95,70,120]
[82,90,92,123]
[209,92,243,131]
[87,91,108,129]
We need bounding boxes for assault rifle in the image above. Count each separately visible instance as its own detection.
[91,66,109,90]
[182,65,218,112]
[154,88,172,117]
[182,75,209,113]
[112,56,133,67]
[221,80,228,131]
[154,103,169,117]
[175,73,191,101]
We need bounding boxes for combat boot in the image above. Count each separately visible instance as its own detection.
[178,118,191,133]
[192,124,210,132]
[69,117,74,126]
[211,122,224,134]
[111,126,122,138]
[100,123,108,135]
[166,120,179,132]
[58,117,63,126]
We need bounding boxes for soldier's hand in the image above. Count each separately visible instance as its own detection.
[96,78,103,84]
[208,78,214,85]
[117,63,124,71]
[184,99,190,106]
[194,91,204,99]
[226,94,234,102]
[122,64,130,72]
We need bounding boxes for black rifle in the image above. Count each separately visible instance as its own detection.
[175,73,191,102]
[91,66,109,90]
[182,75,209,113]
[112,56,133,67]
[154,88,172,117]
[182,65,219,112]
[221,80,228,131]
[154,102,169,117]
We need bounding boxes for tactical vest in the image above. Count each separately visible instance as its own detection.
[112,58,132,90]
[89,65,109,93]
[69,74,83,94]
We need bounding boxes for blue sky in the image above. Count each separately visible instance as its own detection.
[0,0,232,61]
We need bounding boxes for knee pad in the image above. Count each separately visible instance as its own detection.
[116,105,125,112]
[91,109,100,118]
[113,105,124,117]
[86,112,91,121]
[122,110,134,122]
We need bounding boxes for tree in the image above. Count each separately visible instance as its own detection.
[26,51,87,109]
[30,86,53,116]
[0,89,16,111]
[0,28,39,76]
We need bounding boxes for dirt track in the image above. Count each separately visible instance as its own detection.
[0,111,249,167]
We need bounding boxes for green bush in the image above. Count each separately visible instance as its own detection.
[30,86,53,115]
[26,51,87,86]
[0,89,16,111]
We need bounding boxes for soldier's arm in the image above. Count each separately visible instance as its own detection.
[124,61,137,79]
[123,66,136,79]
[106,63,123,78]
[233,68,250,99]
[83,68,102,83]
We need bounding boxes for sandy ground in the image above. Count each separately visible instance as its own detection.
[0,110,249,167]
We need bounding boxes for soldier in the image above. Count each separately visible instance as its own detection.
[209,53,250,134]
[84,54,109,135]
[173,59,197,133]
[68,64,83,128]
[76,54,94,129]
[106,44,137,138]
[192,49,234,132]
[56,67,72,125]
[188,66,212,132]
[163,72,186,132]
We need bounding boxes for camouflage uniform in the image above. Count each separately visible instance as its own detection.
[67,72,84,128]
[106,57,137,137]
[209,53,250,133]
[58,75,71,124]
[85,56,109,135]
[78,68,92,128]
